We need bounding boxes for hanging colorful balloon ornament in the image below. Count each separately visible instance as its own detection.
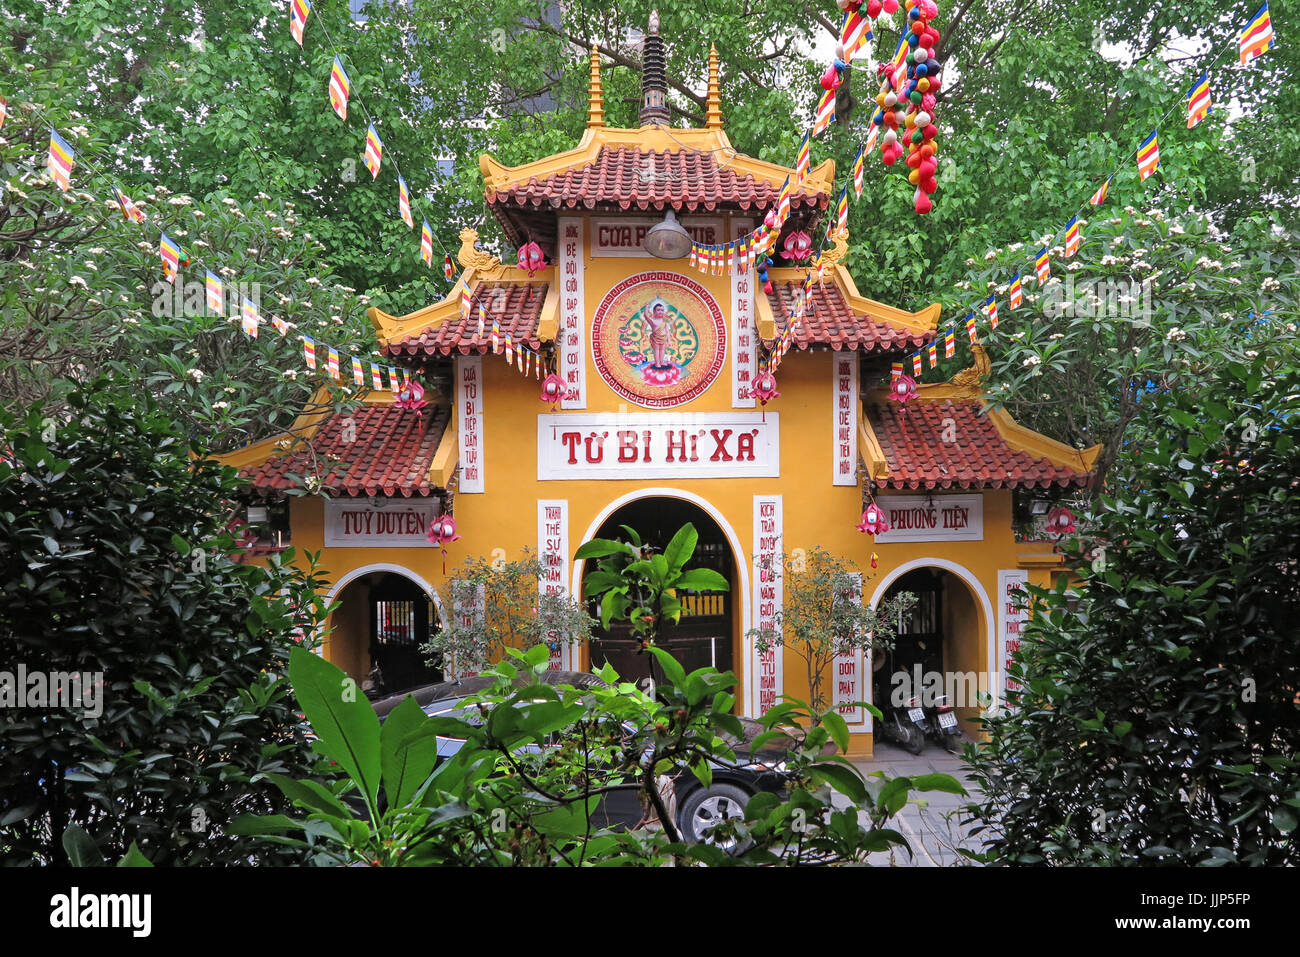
[517,240,547,301]
[426,512,461,572]
[1045,506,1077,539]
[756,256,775,295]
[857,499,892,536]
[539,371,568,410]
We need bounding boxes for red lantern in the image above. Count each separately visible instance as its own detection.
[1045,506,1076,537]
[887,373,918,403]
[394,378,427,412]
[751,369,780,407]
[539,372,567,410]
[857,502,891,535]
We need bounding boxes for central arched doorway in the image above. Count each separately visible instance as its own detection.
[329,569,443,698]
[583,496,737,687]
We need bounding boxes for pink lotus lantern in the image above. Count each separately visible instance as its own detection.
[781,230,812,262]
[426,513,460,552]
[751,369,780,406]
[887,374,918,404]
[394,379,427,413]
[857,502,891,535]
[539,372,567,410]
[1045,506,1076,537]
[517,240,546,276]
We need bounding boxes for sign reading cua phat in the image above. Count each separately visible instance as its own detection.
[323,498,442,547]
[537,412,779,481]
[872,494,983,543]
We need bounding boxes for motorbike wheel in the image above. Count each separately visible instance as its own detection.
[942,732,963,754]
[901,724,926,755]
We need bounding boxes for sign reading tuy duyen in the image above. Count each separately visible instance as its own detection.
[323,498,442,548]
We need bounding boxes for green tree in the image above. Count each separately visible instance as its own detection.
[964,358,1300,865]
[0,381,330,865]
[421,549,594,676]
[748,545,915,714]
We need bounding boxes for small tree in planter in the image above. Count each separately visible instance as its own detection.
[421,549,593,676]
[747,546,915,716]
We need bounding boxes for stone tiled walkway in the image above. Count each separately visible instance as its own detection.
[846,739,987,867]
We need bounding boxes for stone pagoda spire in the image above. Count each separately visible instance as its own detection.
[587,44,604,129]
[705,43,723,130]
[639,11,670,126]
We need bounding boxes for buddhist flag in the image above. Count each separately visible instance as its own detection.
[794,133,811,182]
[205,270,224,314]
[289,0,311,46]
[852,146,865,198]
[364,124,383,179]
[370,362,382,390]
[271,315,289,336]
[889,35,909,88]
[387,367,399,391]
[966,312,978,343]
[504,332,514,364]
[328,57,350,121]
[865,122,879,157]
[416,219,432,266]
[240,297,260,338]
[327,346,340,380]
[1239,3,1275,64]
[1088,176,1111,206]
[726,244,735,274]
[398,175,413,228]
[0,95,6,131]
[1035,246,1051,283]
[1136,130,1160,181]
[113,184,147,223]
[443,253,454,280]
[985,296,999,330]
[836,189,849,238]
[890,361,903,380]
[840,10,872,62]
[459,285,471,320]
[352,356,364,386]
[477,302,487,340]
[159,232,182,284]
[1009,274,1023,310]
[912,352,923,377]
[776,175,792,224]
[928,341,938,367]
[1186,73,1212,128]
[1064,217,1081,257]
[492,317,501,353]
[812,88,836,137]
[47,130,75,191]
[944,328,956,358]
[689,245,698,270]
[303,335,316,369]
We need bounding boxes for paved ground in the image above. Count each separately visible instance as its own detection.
[846,738,986,866]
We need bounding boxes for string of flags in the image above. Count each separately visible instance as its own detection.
[12,96,406,394]
[896,0,1278,384]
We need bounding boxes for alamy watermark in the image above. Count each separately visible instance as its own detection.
[1041,275,1153,322]
[151,279,260,318]
[0,664,103,718]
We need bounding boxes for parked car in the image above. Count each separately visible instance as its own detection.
[369,670,791,849]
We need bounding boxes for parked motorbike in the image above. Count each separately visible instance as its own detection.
[876,695,926,755]
[927,694,963,753]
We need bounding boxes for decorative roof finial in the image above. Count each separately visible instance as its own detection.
[640,12,669,126]
[587,44,604,128]
[705,43,723,130]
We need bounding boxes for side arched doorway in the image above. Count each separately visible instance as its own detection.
[329,570,443,698]
[872,566,987,731]
[582,497,737,688]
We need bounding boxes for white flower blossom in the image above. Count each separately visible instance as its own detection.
[167,196,192,206]
[186,368,205,382]
[1022,355,1042,367]
[1261,277,1281,291]
[222,197,237,206]
[306,277,321,286]
[212,401,229,410]
[68,275,88,288]
[1245,350,1259,358]
[283,369,300,380]
[82,260,97,271]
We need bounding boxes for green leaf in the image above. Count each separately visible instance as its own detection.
[380,696,440,810]
[575,538,635,560]
[673,568,730,593]
[811,761,868,804]
[663,522,698,573]
[62,825,105,867]
[645,646,686,687]
[288,647,382,816]
[116,842,154,867]
[820,710,850,754]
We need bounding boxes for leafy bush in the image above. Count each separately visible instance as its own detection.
[965,359,1300,865]
[0,381,329,865]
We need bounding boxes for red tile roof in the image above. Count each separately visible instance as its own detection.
[240,404,451,497]
[766,280,933,353]
[384,282,546,358]
[486,146,828,213]
[867,399,1091,490]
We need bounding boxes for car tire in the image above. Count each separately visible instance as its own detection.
[678,783,752,851]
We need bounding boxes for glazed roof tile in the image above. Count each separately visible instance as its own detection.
[384,282,546,358]
[867,398,1091,491]
[485,146,828,213]
[766,280,934,353]
[239,404,450,497]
